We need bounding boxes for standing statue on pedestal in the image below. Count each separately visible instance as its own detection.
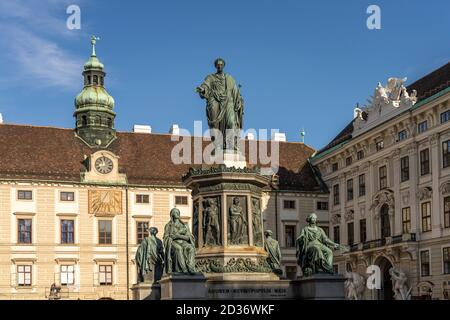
[296,213,348,276]
[196,58,244,151]
[163,208,197,274]
[264,230,282,275]
[203,197,221,246]
[135,227,164,283]
[252,198,263,247]
[228,197,247,245]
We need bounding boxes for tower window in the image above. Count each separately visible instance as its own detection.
[82,116,87,126]
[87,75,91,85]
[100,77,104,86]
[107,118,112,128]
[93,75,98,85]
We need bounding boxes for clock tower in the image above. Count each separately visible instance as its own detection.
[74,36,116,148]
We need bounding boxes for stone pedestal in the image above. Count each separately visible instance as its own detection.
[160,274,207,300]
[293,274,346,300]
[131,282,161,300]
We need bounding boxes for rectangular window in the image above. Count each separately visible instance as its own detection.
[441,110,450,124]
[359,174,366,197]
[99,265,113,285]
[379,166,387,190]
[61,220,74,244]
[357,150,364,160]
[376,139,384,151]
[346,156,352,166]
[60,265,75,286]
[402,207,411,234]
[285,266,297,280]
[420,149,430,175]
[443,140,450,168]
[444,196,450,228]
[98,220,112,244]
[316,201,329,211]
[17,265,32,287]
[332,163,338,172]
[60,192,75,202]
[175,196,188,206]
[333,184,340,205]
[18,190,32,200]
[18,219,32,244]
[136,221,149,244]
[418,120,428,134]
[347,179,353,201]
[359,219,366,243]
[421,202,432,232]
[347,222,354,246]
[333,225,340,244]
[284,225,296,248]
[420,250,430,276]
[400,156,410,182]
[283,200,296,210]
[443,247,450,275]
[398,130,408,141]
[136,194,150,204]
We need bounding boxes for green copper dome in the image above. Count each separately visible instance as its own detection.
[75,85,115,111]
[84,55,104,71]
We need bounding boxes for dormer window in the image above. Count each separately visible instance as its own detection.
[398,130,407,141]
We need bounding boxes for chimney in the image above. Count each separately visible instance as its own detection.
[133,124,152,134]
[272,132,286,142]
[169,124,180,135]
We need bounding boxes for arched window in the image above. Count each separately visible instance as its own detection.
[380,204,391,238]
[82,115,87,126]
[93,75,98,85]
[100,77,104,86]
[87,76,91,85]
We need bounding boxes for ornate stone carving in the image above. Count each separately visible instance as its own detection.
[331,213,341,224]
[228,196,248,245]
[344,209,354,222]
[417,187,432,201]
[389,267,412,300]
[353,78,417,136]
[202,197,221,246]
[183,165,260,179]
[440,181,450,195]
[344,272,366,300]
[195,257,272,273]
[401,191,410,206]
[359,205,366,217]
[429,133,440,146]
[251,198,263,247]
[370,189,395,218]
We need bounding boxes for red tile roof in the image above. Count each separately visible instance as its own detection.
[0,124,325,192]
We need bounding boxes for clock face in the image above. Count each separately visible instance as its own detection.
[95,156,113,174]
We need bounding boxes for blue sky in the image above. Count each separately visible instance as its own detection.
[0,0,449,150]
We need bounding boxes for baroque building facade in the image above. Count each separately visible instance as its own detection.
[310,62,450,300]
[0,42,328,299]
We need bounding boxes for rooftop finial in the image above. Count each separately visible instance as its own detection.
[91,35,100,56]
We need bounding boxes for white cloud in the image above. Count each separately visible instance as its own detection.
[0,0,85,91]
